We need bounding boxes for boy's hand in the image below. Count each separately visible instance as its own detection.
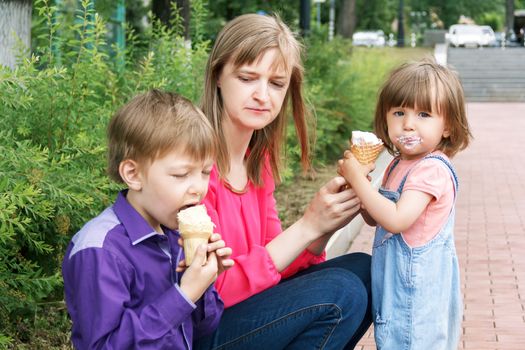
[207,233,234,275]
[180,244,219,302]
[176,238,187,272]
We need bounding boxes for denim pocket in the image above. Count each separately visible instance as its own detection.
[374,313,389,349]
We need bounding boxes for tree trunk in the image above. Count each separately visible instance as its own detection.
[151,0,171,25]
[505,0,514,34]
[0,0,32,69]
[337,0,356,39]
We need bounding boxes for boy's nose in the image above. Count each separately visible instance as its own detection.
[191,179,208,199]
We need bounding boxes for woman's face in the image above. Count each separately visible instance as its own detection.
[217,48,291,134]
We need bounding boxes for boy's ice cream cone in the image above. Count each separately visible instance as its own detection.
[350,131,384,165]
[177,205,214,265]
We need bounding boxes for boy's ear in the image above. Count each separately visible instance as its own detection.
[119,159,143,191]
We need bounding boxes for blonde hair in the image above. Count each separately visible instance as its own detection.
[201,13,310,185]
[107,89,216,182]
[374,58,472,158]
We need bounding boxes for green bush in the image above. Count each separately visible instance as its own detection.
[0,0,209,346]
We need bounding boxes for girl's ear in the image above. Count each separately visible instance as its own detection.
[443,126,451,138]
[119,159,143,191]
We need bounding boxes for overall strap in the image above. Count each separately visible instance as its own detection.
[383,157,401,183]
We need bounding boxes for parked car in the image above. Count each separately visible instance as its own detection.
[446,24,488,47]
[481,25,497,46]
[352,30,386,47]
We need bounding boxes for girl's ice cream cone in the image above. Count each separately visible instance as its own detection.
[350,131,384,165]
[177,205,214,265]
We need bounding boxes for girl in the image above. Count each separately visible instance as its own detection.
[195,14,372,350]
[338,59,472,349]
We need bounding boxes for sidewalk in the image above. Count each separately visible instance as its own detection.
[348,103,525,349]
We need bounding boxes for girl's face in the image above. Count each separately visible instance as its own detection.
[217,48,291,135]
[387,106,450,160]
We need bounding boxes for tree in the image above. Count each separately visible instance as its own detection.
[0,0,32,69]
[337,0,357,38]
[151,0,190,39]
[506,0,514,33]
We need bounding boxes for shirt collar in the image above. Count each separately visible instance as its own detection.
[113,190,163,245]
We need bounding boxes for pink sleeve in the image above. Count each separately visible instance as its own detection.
[402,159,452,200]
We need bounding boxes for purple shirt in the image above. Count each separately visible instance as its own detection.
[62,191,223,349]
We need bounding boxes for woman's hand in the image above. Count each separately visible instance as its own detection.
[302,176,362,238]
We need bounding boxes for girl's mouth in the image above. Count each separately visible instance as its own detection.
[397,135,422,149]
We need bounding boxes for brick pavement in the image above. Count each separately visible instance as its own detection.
[347,103,525,349]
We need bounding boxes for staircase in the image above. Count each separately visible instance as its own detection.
[447,47,525,102]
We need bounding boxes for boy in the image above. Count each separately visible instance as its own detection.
[62,90,233,349]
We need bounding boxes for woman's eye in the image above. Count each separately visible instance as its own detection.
[271,81,285,88]
[172,173,188,178]
[238,76,251,82]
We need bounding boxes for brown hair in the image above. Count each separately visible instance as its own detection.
[201,13,311,185]
[107,89,216,182]
[374,58,472,157]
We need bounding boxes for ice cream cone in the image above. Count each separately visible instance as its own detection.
[180,231,211,266]
[177,205,214,266]
[350,143,384,165]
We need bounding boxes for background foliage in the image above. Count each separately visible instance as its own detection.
[1,0,430,347]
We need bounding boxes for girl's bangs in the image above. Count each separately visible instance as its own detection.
[387,67,445,115]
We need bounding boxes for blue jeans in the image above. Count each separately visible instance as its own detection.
[194,253,372,350]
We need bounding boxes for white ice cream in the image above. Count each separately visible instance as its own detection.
[177,205,214,234]
[351,131,382,145]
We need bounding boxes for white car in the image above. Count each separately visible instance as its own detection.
[352,30,386,47]
[481,25,497,46]
[446,24,489,47]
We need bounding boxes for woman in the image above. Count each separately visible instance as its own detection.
[195,14,372,349]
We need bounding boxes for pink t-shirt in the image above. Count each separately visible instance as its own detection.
[382,152,455,247]
[203,157,325,308]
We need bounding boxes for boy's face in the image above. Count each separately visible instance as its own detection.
[129,149,213,233]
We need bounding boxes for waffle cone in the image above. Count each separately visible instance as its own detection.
[180,231,211,265]
[350,143,384,165]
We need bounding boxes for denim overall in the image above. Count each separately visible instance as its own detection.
[372,154,462,350]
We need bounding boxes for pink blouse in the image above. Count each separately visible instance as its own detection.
[203,157,325,307]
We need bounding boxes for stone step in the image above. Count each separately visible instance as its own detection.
[466,96,525,102]
[457,72,525,78]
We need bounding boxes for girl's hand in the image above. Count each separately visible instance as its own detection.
[207,233,234,275]
[180,244,219,302]
[337,150,375,184]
